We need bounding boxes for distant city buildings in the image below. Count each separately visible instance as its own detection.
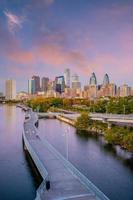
[0,92,3,97]
[2,69,133,100]
[5,79,16,100]
[97,83,117,98]
[89,72,97,85]
[64,68,70,88]
[32,75,40,94]
[41,77,49,92]
[118,84,132,97]
[103,73,110,85]
[28,79,35,95]
[16,91,28,100]
[55,76,65,94]
[71,74,81,89]
[27,72,133,99]
[0,92,4,101]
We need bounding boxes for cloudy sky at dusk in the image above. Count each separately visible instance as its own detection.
[0,0,133,92]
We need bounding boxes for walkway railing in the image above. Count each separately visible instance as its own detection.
[22,107,110,200]
[41,138,109,200]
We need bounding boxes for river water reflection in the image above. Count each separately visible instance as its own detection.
[0,105,41,200]
[0,105,133,200]
[38,118,133,200]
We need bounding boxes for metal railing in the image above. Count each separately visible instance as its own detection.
[23,109,110,200]
[41,138,110,200]
[23,113,49,200]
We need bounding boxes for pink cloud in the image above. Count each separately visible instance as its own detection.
[9,50,34,64]
[4,10,24,33]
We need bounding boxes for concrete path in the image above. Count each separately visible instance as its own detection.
[23,109,109,200]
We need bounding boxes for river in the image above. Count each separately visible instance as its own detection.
[0,105,41,200]
[0,105,133,200]
[38,118,133,200]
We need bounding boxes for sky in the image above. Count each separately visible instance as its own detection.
[0,0,133,92]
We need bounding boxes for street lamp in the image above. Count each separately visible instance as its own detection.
[123,105,126,119]
[63,125,70,160]
[106,105,108,114]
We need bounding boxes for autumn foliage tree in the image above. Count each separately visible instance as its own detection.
[75,112,91,131]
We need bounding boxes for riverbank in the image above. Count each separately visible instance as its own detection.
[38,117,133,200]
[56,114,104,135]
[20,103,133,152]
[57,114,133,152]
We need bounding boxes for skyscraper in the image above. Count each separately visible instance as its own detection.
[32,75,40,93]
[89,72,97,85]
[55,76,65,93]
[41,77,49,92]
[64,68,70,88]
[103,73,110,85]
[5,79,16,100]
[28,79,35,94]
[118,84,131,97]
[71,74,81,89]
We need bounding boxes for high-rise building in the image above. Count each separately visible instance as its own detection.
[32,75,40,93]
[28,79,35,94]
[5,79,16,100]
[89,72,97,85]
[64,68,70,88]
[103,73,110,85]
[118,84,131,97]
[41,77,49,92]
[55,76,65,93]
[71,74,81,89]
[98,83,116,97]
[84,85,97,99]
[0,92,5,101]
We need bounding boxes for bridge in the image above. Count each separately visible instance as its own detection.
[57,113,133,128]
[17,104,133,128]
[22,107,109,200]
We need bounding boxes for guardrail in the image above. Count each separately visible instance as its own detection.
[23,108,110,200]
[23,113,49,200]
[41,138,110,200]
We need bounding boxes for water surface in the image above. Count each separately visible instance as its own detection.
[0,105,41,200]
[39,118,133,200]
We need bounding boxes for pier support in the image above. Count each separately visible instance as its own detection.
[35,120,39,128]
[46,180,50,190]
[107,122,112,129]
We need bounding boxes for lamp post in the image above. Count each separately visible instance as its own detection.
[64,126,70,160]
[106,105,108,114]
[123,105,126,119]
[93,106,95,113]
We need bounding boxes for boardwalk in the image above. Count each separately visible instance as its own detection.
[22,108,109,200]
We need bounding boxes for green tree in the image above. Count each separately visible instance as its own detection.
[123,134,133,151]
[75,112,91,131]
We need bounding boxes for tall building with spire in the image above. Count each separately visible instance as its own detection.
[103,73,110,85]
[89,72,97,85]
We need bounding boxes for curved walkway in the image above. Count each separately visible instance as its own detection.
[22,108,109,200]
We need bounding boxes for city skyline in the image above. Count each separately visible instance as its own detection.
[2,71,132,100]
[0,70,132,93]
[0,0,133,91]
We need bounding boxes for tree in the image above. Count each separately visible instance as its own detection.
[123,134,133,152]
[51,98,63,107]
[75,112,91,131]
[63,98,72,108]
